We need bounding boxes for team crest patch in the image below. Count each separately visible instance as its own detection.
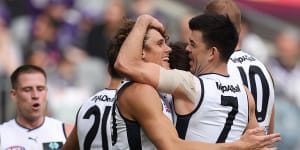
[42,141,63,150]
[5,146,25,150]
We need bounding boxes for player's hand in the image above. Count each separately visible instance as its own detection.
[136,14,164,32]
[239,127,281,150]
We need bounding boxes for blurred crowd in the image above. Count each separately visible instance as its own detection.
[0,0,167,124]
[0,0,300,149]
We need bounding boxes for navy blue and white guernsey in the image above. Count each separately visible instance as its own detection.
[175,74,249,143]
[228,50,275,134]
[0,117,67,150]
[76,88,117,150]
[112,80,173,150]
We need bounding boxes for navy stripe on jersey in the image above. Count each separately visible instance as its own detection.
[75,106,82,126]
[125,120,142,150]
[111,101,117,145]
[112,81,134,146]
[175,78,204,139]
[101,106,112,150]
[62,123,67,139]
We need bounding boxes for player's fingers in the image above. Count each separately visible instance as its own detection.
[151,19,164,31]
[259,133,281,148]
[262,147,277,150]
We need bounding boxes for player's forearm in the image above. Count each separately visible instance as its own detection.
[268,105,275,134]
[114,16,149,77]
[168,140,240,150]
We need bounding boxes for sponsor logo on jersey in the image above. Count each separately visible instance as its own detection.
[91,94,114,103]
[230,55,256,64]
[5,146,25,150]
[28,136,38,142]
[216,82,240,93]
[42,141,63,150]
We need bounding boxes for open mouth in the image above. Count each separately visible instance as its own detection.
[32,103,40,110]
[162,56,169,62]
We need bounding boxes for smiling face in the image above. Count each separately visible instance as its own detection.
[186,30,212,76]
[11,72,48,124]
[143,28,171,69]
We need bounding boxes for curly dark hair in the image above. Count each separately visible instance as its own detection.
[107,18,169,77]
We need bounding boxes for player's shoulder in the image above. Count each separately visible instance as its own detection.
[87,89,116,103]
[230,50,254,60]
[121,82,157,103]
[230,50,265,64]
[126,82,155,93]
[44,116,64,125]
[0,119,16,128]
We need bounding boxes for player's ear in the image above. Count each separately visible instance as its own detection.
[10,89,17,104]
[209,46,218,61]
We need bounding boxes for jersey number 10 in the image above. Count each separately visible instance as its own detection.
[237,65,269,122]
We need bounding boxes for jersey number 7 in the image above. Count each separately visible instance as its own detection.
[217,95,238,143]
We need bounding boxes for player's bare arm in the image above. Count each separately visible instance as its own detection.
[62,125,79,150]
[238,127,280,150]
[114,14,199,110]
[244,87,260,130]
[118,83,220,150]
[114,14,163,88]
[268,105,275,134]
[117,83,280,150]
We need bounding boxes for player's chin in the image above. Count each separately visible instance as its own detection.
[162,62,170,69]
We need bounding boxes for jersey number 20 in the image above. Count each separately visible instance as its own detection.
[83,106,112,150]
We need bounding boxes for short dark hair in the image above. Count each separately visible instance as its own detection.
[189,14,238,62]
[169,41,190,71]
[10,65,47,89]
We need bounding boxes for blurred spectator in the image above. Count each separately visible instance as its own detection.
[268,27,300,106]
[25,12,63,68]
[0,4,22,77]
[127,0,163,20]
[239,16,270,63]
[267,26,300,150]
[46,54,86,124]
[45,0,78,50]
[85,0,126,62]
[47,47,108,124]
[178,14,195,43]
[64,47,108,93]
[73,0,106,22]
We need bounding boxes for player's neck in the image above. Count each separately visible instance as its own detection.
[198,62,228,76]
[235,43,241,51]
[15,115,45,130]
[108,78,123,89]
